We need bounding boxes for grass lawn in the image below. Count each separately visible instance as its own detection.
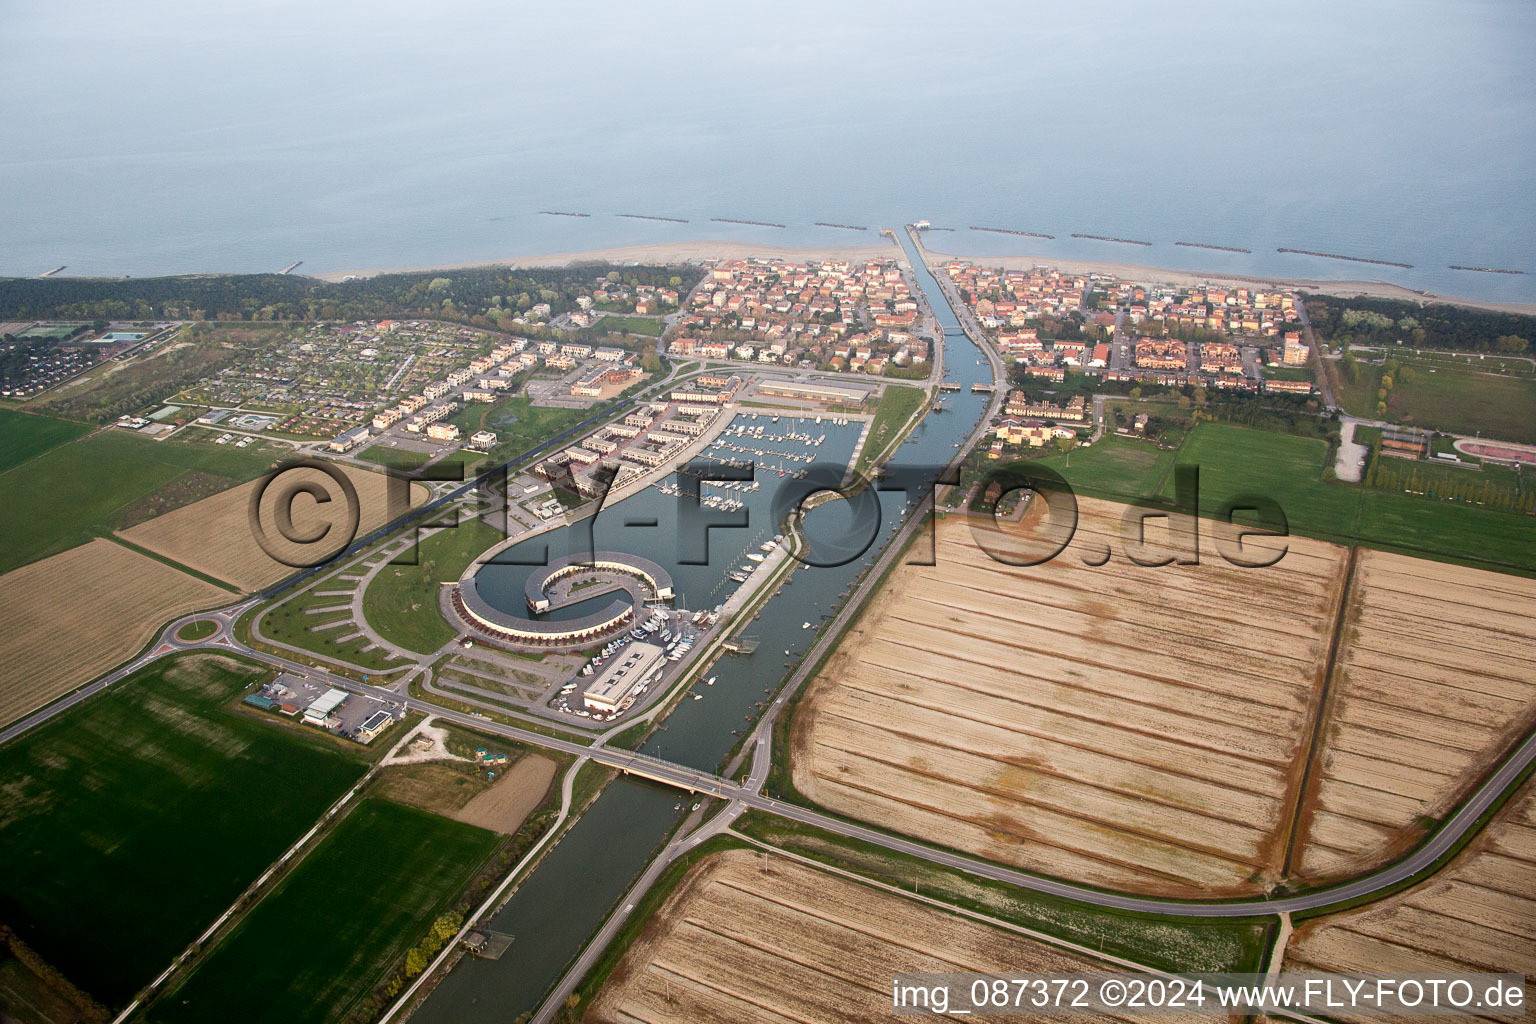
[259,580,406,674]
[176,619,218,642]
[362,518,504,653]
[854,384,927,476]
[1033,432,1177,504]
[1385,365,1536,444]
[0,429,284,574]
[0,654,369,1008]
[148,799,499,1024]
[731,813,1273,975]
[1334,357,1536,443]
[0,408,90,474]
[590,314,662,336]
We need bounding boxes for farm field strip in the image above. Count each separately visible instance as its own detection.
[1295,549,1536,881]
[0,538,229,727]
[118,465,427,591]
[587,850,1218,1024]
[792,499,1347,897]
[1285,783,1536,1023]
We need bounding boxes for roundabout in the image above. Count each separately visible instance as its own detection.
[451,551,675,651]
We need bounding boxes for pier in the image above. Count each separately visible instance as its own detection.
[39,265,66,277]
[279,261,303,274]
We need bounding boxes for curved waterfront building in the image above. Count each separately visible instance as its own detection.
[450,551,674,649]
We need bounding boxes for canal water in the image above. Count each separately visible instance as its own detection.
[412,234,990,1022]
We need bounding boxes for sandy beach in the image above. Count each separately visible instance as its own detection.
[915,243,1536,315]
[315,236,1535,315]
[312,239,904,282]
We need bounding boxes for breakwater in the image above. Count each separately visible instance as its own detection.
[712,217,786,228]
[1072,233,1152,246]
[1278,247,1412,269]
[1175,241,1252,254]
[618,213,689,224]
[971,226,1055,239]
[1449,265,1525,275]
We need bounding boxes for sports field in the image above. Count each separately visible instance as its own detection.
[119,464,428,590]
[587,849,1217,1024]
[149,798,499,1024]
[0,538,229,727]
[0,429,285,574]
[1286,780,1536,1021]
[0,407,90,474]
[1294,551,1536,881]
[790,500,1347,897]
[0,654,368,1008]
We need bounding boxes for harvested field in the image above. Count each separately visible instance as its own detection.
[455,754,557,832]
[790,498,1348,897]
[117,465,427,590]
[586,849,1216,1024]
[1285,781,1536,1021]
[0,539,228,727]
[373,750,556,834]
[1294,550,1536,881]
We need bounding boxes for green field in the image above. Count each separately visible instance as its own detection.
[0,408,91,474]
[1033,431,1177,503]
[589,315,662,336]
[1335,357,1536,443]
[854,384,927,476]
[0,654,369,1008]
[1155,423,1535,571]
[998,422,1535,573]
[0,429,285,574]
[362,518,504,653]
[149,799,499,1024]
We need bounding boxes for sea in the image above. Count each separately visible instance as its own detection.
[3,0,1533,304]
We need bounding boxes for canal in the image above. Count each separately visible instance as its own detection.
[411,231,991,1022]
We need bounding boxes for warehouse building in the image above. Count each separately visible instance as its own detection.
[756,378,872,407]
[583,643,667,713]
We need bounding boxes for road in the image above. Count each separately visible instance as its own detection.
[1295,297,1337,410]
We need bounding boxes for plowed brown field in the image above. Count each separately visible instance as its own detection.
[586,849,1217,1024]
[118,464,427,590]
[1293,550,1536,881]
[1286,780,1536,1022]
[0,539,229,726]
[791,498,1348,897]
